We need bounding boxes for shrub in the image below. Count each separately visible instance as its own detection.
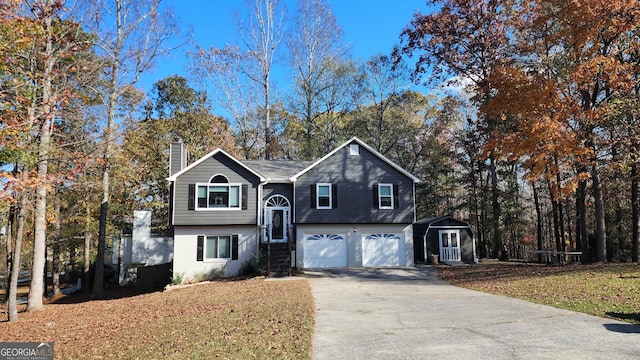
[171,272,184,285]
[206,264,227,280]
[240,253,264,277]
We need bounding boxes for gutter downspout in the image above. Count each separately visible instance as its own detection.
[258,179,269,255]
[291,179,297,269]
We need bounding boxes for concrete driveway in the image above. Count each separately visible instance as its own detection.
[306,267,640,360]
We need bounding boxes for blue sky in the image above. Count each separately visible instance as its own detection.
[140,0,429,96]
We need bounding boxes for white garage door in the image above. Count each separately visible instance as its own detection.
[303,233,348,268]
[363,233,404,267]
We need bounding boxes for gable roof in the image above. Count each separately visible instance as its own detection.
[290,137,421,183]
[414,216,472,237]
[243,160,314,182]
[166,148,266,182]
[167,137,421,184]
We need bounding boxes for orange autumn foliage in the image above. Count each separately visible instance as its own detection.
[484,0,640,199]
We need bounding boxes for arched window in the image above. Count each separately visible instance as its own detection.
[196,174,241,209]
[265,195,290,208]
[210,175,229,183]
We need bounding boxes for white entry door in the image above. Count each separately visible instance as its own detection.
[266,208,289,243]
[439,230,461,262]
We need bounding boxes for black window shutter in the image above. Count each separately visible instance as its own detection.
[372,185,379,208]
[169,183,174,226]
[196,235,204,261]
[188,184,196,210]
[332,184,337,209]
[241,184,248,210]
[393,184,399,209]
[310,184,316,208]
[231,235,239,260]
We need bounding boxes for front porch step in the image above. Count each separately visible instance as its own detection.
[260,243,292,277]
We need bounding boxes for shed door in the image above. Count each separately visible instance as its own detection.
[439,230,461,262]
[303,234,347,268]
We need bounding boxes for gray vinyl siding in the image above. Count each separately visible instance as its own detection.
[263,183,293,203]
[172,153,260,226]
[169,140,186,177]
[294,144,414,224]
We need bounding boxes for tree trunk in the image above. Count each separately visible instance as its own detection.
[83,190,92,289]
[592,162,607,262]
[52,192,62,296]
[559,200,566,252]
[554,156,566,253]
[615,207,624,260]
[533,181,543,263]
[93,0,122,299]
[93,201,108,298]
[489,155,501,257]
[8,184,28,321]
[548,177,562,253]
[264,77,271,160]
[577,178,590,263]
[28,0,57,312]
[5,204,14,303]
[632,159,639,263]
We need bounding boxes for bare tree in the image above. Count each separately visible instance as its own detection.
[238,0,286,159]
[189,45,262,159]
[286,0,351,159]
[89,0,178,298]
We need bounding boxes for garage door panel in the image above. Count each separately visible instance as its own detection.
[304,234,347,268]
[363,233,402,267]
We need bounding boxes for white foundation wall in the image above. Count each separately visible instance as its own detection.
[173,225,259,282]
[295,224,414,268]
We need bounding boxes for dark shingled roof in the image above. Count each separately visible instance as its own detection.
[413,216,471,237]
[243,160,314,181]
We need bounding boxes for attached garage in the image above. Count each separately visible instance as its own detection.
[362,233,405,266]
[303,233,348,268]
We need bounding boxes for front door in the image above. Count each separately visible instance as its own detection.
[439,230,461,262]
[264,195,291,243]
[266,208,289,243]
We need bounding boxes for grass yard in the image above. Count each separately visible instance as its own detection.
[438,261,640,324]
[0,278,315,359]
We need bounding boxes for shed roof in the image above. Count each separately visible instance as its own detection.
[413,216,471,237]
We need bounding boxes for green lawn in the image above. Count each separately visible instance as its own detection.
[438,261,640,324]
[0,278,315,359]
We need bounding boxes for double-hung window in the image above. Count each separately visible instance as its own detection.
[378,183,394,209]
[316,183,332,209]
[197,234,238,261]
[196,175,241,209]
[205,235,231,259]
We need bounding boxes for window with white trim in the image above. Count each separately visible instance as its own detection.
[196,175,241,209]
[349,144,360,155]
[205,235,231,259]
[378,183,394,209]
[316,183,332,209]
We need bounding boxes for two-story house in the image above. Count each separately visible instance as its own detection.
[167,137,421,280]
